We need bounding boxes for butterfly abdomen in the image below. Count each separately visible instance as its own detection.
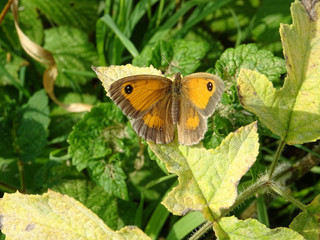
[171,73,183,124]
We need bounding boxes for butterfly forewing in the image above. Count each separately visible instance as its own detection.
[182,73,224,117]
[109,75,172,118]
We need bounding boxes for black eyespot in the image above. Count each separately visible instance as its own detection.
[160,127,163,132]
[207,82,213,91]
[124,84,133,94]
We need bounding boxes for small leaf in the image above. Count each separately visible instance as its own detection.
[68,103,139,200]
[0,49,28,86]
[133,39,210,76]
[150,122,259,221]
[290,194,320,239]
[0,90,50,162]
[251,0,292,52]
[0,190,150,240]
[44,26,98,87]
[237,0,320,145]
[215,44,286,82]
[28,0,98,32]
[214,216,304,240]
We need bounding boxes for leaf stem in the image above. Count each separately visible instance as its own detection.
[270,183,307,211]
[191,179,270,239]
[221,178,270,217]
[268,139,286,180]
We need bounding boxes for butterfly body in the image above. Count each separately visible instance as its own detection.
[109,72,224,145]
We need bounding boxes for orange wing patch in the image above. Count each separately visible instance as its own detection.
[143,112,165,129]
[120,79,168,112]
[183,77,216,110]
[185,110,200,130]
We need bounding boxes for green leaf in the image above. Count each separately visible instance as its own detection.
[0,49,27,86]
[214,216,304,240]
[290,194,320,240]
[237,1,320,144]
[215,44,286,82]
[133,39,210,76]
[150,122,259,221]
[0,190,151,240]
[44,26,98,87]
[0,90,50,162]
[68,103,138,200]
[33,161,86,190]
[52,180,137,230]
[166,212,205,240]
[19,0,44,44]
[28,0,98,32]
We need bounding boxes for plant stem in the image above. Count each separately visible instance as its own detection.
[0,182,16,193]
[268,139,286,180]
[270,183,307,211]
[189,221,212,240]
[191,179,270,239]
[17,160,25,193]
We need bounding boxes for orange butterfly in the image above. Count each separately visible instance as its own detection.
[106,71,224,145]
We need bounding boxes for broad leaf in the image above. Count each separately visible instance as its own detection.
[237,0,320,145]
[0,190,150,240]
[52,180,137,230]
[150,122,259,221]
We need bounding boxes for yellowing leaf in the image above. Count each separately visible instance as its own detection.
[0,190,150,240]
[290,194,320,239]
[214,216,304,240]
[92,64,162,96]
[149,122,259,222]
[237,0,320,145]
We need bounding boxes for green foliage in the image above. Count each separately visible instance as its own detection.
[1,0,320,239]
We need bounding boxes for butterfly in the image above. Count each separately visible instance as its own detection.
[107,71,224,145]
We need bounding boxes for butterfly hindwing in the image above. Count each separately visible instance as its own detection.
[132,93,175,144]
[177,94,207,145]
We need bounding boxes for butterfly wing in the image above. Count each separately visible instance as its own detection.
[182,73,224,117]
[109,75,172,118]
[177,73,224,145]
[109,75,175,144]
[177,94,207,145]
[132,94,175,144]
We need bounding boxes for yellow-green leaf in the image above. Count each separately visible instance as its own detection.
[150,122,259,221]
[237,0,320,145]
[290,194,320,240]
[0,190,150,240]
[214,216,304,240]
